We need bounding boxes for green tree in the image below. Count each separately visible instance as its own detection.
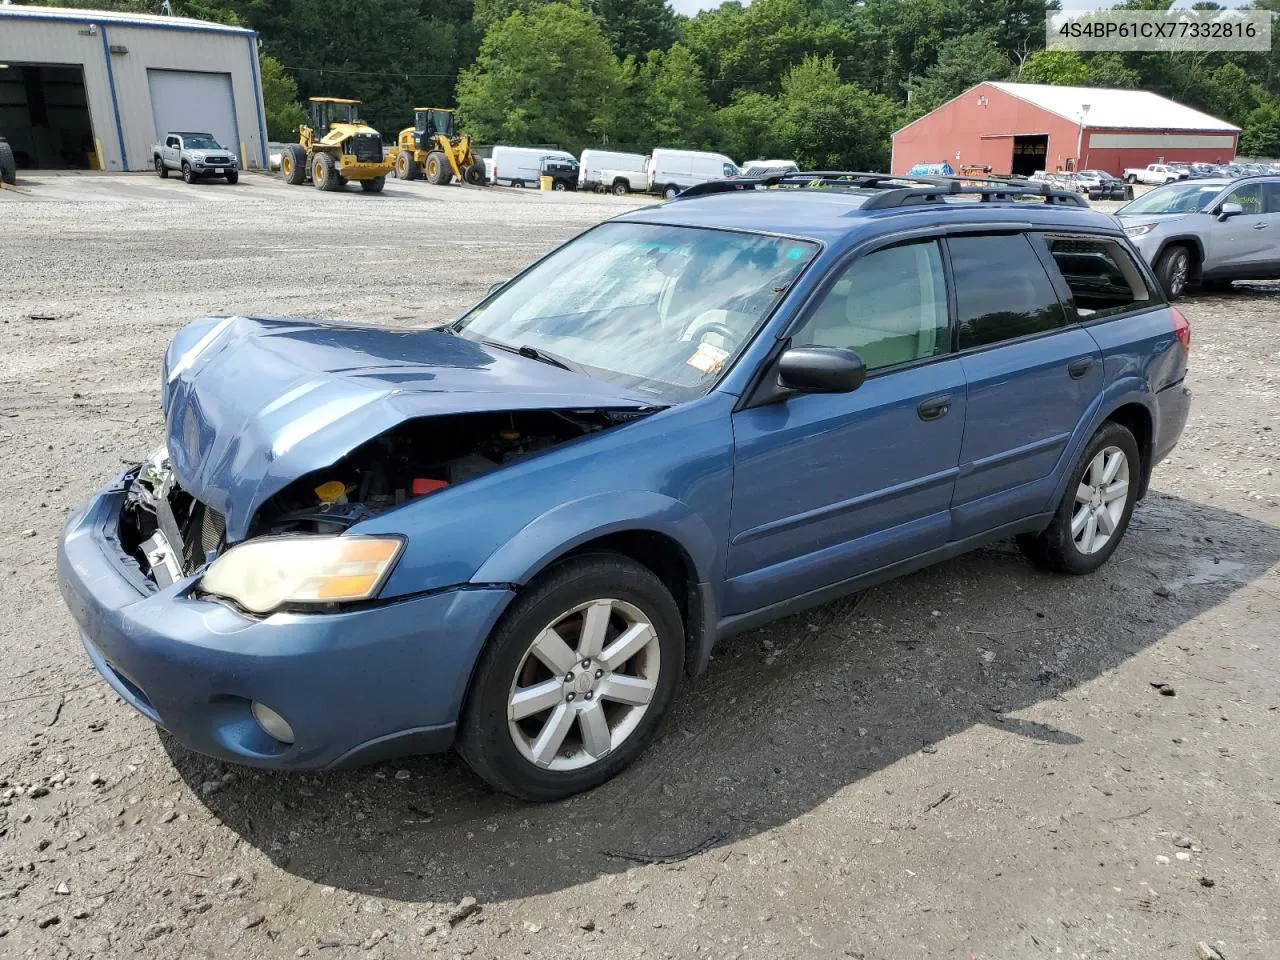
[715,91,786,162]
[1240,97,1280,157]
[780,55,906,170]
[906,28,1011,113]
[1018,49,1089,85]
[456,3,621,153]
[636,43,715,148]
[1085,52,1142,89]
[586,0,677,61]
[258,53,309,141]
[682,0,853,106]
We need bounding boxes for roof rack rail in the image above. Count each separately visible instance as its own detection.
[669,169,1088,208]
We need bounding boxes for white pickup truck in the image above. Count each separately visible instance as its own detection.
[152,132,239,184]
[1123,163,1186,186]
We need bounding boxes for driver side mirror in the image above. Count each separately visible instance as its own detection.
[777,346,866,394]
[1216,201,1243,221]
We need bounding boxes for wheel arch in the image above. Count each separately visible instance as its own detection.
[470,492,721,677]
[1102,400,1155,498]
[1152,235,1205,278]
[1054,384,1157,510]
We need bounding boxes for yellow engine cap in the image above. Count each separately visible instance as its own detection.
[315,480,347,503]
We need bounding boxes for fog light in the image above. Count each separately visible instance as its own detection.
[251,701,295,744]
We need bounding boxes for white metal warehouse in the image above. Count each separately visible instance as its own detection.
[0,5,267,173]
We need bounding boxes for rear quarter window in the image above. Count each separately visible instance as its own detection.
[1042,236,1152,320]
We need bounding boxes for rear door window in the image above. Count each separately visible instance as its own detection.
[1043,236,1152,319]
[947,234,1067,349]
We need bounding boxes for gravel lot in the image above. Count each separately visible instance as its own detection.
[1,171,1278,960]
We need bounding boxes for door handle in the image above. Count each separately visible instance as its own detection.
[1067,357,1095,379]
[917,394,952,421]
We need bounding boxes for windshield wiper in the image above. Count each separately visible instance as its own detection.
[516,344,585,374]
[475,337,586,375]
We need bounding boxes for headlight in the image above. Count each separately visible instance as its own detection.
[1124,223,1156,238]
[200,536,403,614]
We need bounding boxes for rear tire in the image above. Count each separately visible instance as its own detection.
[425,151,451,185]
[1016,421,1141,575]
[457,553,683,801]
[224,169,239,184]
[611,179,628,196]
[313,152,340,191]
[360,175,385,193]
[154,156,168,179]
[1125,174,1137,183]
[396,150,418,181]
[464,162,487,185]
[282,144,307,185]
[1155,244,1191,300]
[553,179,567,192]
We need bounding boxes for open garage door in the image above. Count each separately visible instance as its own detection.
[0,64,97,170]
[147,69,239,157]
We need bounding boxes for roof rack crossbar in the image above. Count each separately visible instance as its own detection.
[669,170,1089,208]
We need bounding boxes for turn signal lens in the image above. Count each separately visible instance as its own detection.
[200,536,403,614]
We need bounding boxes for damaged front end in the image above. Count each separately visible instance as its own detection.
[119,447,226,589]
[119,407,649,594]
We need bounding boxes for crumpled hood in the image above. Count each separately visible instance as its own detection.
[162,315,656,541]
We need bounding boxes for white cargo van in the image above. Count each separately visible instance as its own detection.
[579,149,647,195]
[490,145,577,188]
[646,149,740,199]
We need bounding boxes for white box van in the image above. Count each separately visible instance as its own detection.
[646,149,740,199]
[491,146,577,188]
[579,149,647,195]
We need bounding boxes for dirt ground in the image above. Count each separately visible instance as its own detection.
[1,171,1278,960]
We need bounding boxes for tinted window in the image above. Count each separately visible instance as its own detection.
[949,234,1065,349]
[1264,182,1280,214]
[1045,237,1151,318]
[792,240,949,371]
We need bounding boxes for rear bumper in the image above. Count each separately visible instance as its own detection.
[57,476,513,770]
[1153,380,1192,467]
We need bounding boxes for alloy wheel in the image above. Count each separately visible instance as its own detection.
[507,598,660,772]
[1071,445,1130,555]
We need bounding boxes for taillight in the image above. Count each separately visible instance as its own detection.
[1171,306,1191,353]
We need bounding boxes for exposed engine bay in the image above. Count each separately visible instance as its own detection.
[118,408,646,586]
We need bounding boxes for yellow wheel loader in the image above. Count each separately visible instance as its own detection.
[280,98,394,193]
[393,108,487,186]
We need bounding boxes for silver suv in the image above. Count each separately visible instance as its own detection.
[1115,176,1280,298]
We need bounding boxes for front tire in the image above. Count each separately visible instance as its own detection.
[181,162,195,184]
[224,169,238,184]
[154,157,168,179]
[425,151,451,185]
[360,175,385,193]
[663,184,679,200]
[1155,244,1191,300]
[0,140,15,185]
[1017,421,1141,575]
[457,554,683,801]
[313,152,340,191]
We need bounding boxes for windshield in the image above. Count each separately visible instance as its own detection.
[1119,181,1224,215]
[184,136,223,150]
[455,222,819,403]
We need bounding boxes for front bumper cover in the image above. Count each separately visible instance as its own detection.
[57,474,513,770]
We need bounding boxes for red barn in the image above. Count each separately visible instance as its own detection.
[891,82,1239,178]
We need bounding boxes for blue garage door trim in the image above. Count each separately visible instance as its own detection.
[98,23,129,170]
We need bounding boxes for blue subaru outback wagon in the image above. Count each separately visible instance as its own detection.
[58,172,1191,800]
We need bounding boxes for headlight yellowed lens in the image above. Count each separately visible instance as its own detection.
[199,536,403,614]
